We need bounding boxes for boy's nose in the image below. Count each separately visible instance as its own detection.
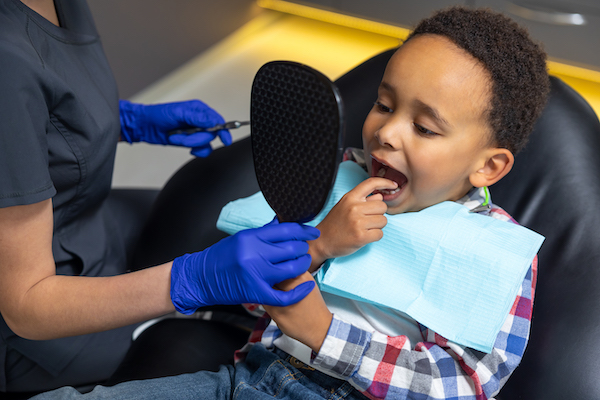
[375,121,403,150]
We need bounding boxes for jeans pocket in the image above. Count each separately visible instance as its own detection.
[234,345,360,400]
[234,353,327,400]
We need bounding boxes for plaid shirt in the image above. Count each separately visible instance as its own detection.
[238,168,537,400]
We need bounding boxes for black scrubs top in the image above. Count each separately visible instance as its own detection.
[0,0,127,389]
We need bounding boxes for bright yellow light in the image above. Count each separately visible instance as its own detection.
[548,61,600,116]
[257,0,410,39]
[547,60,600,84]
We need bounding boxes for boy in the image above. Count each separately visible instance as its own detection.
[261,6,548,399]
[34,6,549,400]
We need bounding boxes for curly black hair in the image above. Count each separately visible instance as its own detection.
[405,7,550,154]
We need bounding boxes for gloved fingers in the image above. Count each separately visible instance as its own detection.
[264,253,312,281]
[216,129,232,146]
[176,100,226,130]
[168,128,230,158]
[170,253,208,313]
[256,222,320,243]
[191,145,213,158]
[261,281,316,307]
[168,132,216,148]
[264,216,280,227]
[261,242,312,265]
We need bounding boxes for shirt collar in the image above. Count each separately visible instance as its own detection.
[456,186,492,215]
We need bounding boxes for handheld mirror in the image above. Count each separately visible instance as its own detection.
[251,61,345,223]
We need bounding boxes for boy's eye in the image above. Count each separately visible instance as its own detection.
[414,123,438,137]
[374,101,393,113]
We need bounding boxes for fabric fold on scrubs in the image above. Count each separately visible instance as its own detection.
[217,161,544,353]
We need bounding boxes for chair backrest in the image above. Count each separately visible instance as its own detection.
[132,137,259,268]
[335,50,600,399]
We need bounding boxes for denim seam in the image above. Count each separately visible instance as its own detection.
[272,360,303,397]
[233,359,302,399]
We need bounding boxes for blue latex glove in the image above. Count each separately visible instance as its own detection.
[170,220,320,314]
[119,99,232,157]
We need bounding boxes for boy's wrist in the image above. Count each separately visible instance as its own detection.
[308,238,328,272]
[305,310,333,352]
[267,272,333,352]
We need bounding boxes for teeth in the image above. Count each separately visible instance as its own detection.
[379,187,400,195]
[377,168,386,177]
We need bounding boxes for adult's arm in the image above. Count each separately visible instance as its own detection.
[0,199,175,340]
[0,200,320,340]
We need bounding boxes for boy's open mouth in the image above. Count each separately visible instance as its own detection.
[371,157,408,196]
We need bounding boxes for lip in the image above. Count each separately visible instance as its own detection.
[370,155,408,201]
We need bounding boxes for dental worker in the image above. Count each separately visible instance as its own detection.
[0,0,319,394]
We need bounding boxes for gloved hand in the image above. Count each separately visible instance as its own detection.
[119,99,232,157]
[170,220,320,314]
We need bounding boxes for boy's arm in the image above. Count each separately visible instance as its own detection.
[266,177,395,346]
[307,177,396,271]
[266,272,333,351]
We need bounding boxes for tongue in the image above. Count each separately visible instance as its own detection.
[381,166,407,187]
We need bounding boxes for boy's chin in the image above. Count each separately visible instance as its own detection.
[383,200,413,215]
[385,198,435,215]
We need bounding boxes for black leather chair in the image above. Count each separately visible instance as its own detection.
[128,49,600,399]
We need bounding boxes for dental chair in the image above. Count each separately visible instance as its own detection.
[119,49,600,399]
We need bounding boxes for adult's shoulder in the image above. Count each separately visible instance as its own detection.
[0,5,45,80]
[0,18,50,140]
[0,34,46,106]
[0,32,42,70]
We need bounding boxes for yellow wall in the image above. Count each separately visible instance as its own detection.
[548,61,600,116]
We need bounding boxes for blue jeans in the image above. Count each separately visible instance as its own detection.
[32,344,369,400]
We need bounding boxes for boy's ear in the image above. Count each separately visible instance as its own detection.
[469,148,514,188]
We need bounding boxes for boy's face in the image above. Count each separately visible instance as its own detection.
[362,34,494,215]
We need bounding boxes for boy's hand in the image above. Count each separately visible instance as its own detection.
[308,177,397,270]
[266,273,333,353]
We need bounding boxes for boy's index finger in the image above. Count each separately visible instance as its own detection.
[351,177,398,200]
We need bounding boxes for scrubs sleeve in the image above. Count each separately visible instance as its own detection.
[0,45,56,208]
